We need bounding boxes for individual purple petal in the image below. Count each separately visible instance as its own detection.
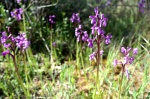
[101,14,108,25]
[102,17,108,27]
[2,31,7,37]
[133,48,138,55]
[105,39,110,44]
[82,31,88,41]
[94,7,99,17]
[17,15,21,20]
[4,43,11,48]
[75,28,79,36]
[18,8,23,12]
[121,47,127,55]
[10,36,16,42]
[105,34,112,44]
[2,50,10,56]
[78,25,82,29]
[101,14,105,20]
[128,57,134,64]
[87,39,93,48]
[91,26,96,35]
[97,27,105,35]
[127,47,132,52]
[89,52,96,60]
[7,27,10,32]
[89,16,97,24]
[1,37,7,44]
[122,56,128,65]
[125,69,130,79]
[100,50,104,55]
[113,59,118,66]
[53,42,56,47]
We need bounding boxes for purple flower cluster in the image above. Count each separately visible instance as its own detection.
[0,32,30,56]
[113,47,138,79]
[113,47,138,66]
[11,8,23,21]
[75,25,88,42]
[88,7,112,60]
[138,0,146,13]
[15,33,30,51]
[89,7,112,45]
[70,13,80,23]
[49,15,56,24]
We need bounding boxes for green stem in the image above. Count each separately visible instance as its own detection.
[76,41,80,72]
[97,41,100,82]
[23,53,30,98]
[23,12,26,32]
[12,54,30,99]
[80,42,83,68]
[118,74,123,99]
[50,30,53,63]
[118,64,125,99]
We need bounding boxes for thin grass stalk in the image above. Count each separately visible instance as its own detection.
[23,11,26,32]
[80,41,83,69]
[118,64,125,99]
[76,41,80,72]
[23,53,30,97]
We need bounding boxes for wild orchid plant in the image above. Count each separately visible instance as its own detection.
[88,7,112,78]
[113,47,138,98]
[48,14,56,63]
[70,13,85,70]
[0,1,31,98]
[2,0,28,90]
[113,47,138,79]
[75,25,89,68]
[0,31,30,98]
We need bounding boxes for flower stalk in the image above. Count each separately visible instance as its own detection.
[88,7,112,80]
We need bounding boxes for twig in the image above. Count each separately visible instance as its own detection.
[39,31,51,56]
[37,0,58,9]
